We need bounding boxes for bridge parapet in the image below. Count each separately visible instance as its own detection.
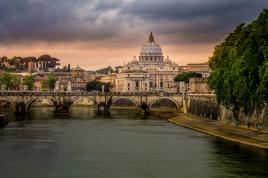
[0,91,183,97]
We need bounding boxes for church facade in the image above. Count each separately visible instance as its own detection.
[118,32,180,92]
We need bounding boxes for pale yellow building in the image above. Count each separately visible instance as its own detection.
[188,78,212,94]
[181,62,211,78]
[115,71,149,92]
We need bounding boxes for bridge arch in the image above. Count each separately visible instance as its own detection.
[149,97,179,111]
[112,96,140,109]
[0,96,16,107]
[71,96,98,105]
[26,97,53,111]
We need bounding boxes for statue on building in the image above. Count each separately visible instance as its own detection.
[1,85,6,91]
[102,85,105,93]
[54,81,59,91]
[67,81,72,91]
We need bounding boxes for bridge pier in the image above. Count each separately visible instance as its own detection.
[15,102,28,117]
[51,95,73,114]
[97,103,111,115]
[138,102,150,116]
[96,95,112,116]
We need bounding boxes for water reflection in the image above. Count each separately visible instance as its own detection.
[0,107,267,178]
[211,139,268,178]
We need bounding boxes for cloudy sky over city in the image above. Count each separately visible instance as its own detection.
[0,0,267,69]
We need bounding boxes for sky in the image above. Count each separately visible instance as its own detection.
[0,0,267,70]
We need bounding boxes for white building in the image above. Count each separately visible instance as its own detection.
[181,62,211,78]
[121,32,180,92]
[115,71,149,92]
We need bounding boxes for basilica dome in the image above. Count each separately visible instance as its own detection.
[140,32,163,57]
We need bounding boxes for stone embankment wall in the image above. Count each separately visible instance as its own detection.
[219,105,268,132]
[186,98,220,120]
[184,96,268,132]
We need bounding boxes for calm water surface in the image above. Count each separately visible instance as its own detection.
[0,107,268,178]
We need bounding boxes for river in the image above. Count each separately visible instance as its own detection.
[0,107,268,178]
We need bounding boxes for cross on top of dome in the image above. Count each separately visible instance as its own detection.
[148,32,155,42]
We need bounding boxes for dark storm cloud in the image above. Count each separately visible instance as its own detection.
[121,0,268,43]
[0,0,267,45]
[0,0,124,43]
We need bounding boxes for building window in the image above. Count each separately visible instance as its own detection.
[160,82,163,88]
[136,81,139,88]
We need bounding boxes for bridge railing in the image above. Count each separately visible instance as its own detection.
[0,91,215,97]
[0,91,185,96]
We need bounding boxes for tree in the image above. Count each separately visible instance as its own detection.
[86,81,111,92]
[0,73,20,90]
[42,74,57,91]
[174,72,202,91]
[208,9,268,120]
[174,72,202,83]
[23,75,35,90]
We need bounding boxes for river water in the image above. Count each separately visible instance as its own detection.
[0,107,268,178]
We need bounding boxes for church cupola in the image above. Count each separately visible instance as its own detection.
[148,32,155,42]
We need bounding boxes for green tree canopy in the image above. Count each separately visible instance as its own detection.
[208,9,268,119]
[41,74,57,91]
[86,81,111,92]
[0,73,20,90]
[23,75,35,90]
[174,72,202,83]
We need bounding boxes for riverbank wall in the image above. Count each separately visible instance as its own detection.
[169,114,268,150]
[184,97,268,133]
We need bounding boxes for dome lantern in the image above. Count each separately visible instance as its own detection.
[148,32,155,42]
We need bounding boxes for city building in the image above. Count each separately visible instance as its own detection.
[188,78,212,94]
[56,65,87,91]
[84,71,96,82]
[181,62,211,78]
[100,74,116,92]
[70,66,87,91]
[115,71,150,92]
[121,32,180,92]
[25,55,60,72]
[57,75,72,91]
[33,74,46,91]
[95,66,114,81]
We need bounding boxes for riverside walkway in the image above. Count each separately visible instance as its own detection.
[169,114,268,150]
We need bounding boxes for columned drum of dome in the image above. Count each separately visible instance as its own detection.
[139,32,164,64]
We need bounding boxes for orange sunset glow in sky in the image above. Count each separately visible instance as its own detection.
[0,0,267,70]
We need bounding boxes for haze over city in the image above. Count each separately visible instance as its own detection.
[0,0,267,69]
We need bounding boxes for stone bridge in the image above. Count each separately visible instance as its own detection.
[0,91,215,115]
